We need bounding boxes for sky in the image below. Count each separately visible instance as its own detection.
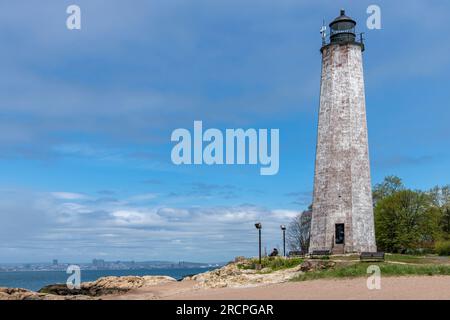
[1,0,450,263]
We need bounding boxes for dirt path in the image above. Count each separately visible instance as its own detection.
[108,276,450,300]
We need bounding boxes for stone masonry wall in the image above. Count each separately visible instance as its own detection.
[309,43,377,253]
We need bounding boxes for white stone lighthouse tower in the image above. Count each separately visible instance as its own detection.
[309,10,377,254]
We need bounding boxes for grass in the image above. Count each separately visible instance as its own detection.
[236,254,450,279]
[328,253,449,264]
[237,257,304,272]
[328,254,359,261]
[291,262,450,282]
[385,254,429,264]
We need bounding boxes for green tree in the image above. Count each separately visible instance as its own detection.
[372,175,405,206]
[441,207,450,237]
[428,185,450,239]
[374,190,441,253]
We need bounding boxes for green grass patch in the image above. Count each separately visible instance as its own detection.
[385,254,427,264]
[291,262,450,282]
[384,253,449,264]
[329,255,360,261]
[237,257,303,272]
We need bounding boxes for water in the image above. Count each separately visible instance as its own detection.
[0,268,215,292]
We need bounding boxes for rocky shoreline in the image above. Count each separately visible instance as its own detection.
[0,275,177,300]
[184,259,334,289]
[0,259,334,300]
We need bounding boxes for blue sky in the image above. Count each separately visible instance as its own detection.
[1,0,450,263]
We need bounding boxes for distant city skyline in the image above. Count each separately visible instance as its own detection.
[1,0,450,263]
[0,259,223,270]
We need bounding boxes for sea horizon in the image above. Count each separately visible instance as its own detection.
[0,267,219,292]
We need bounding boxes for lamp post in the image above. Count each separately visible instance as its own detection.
[280,225,286,257]
[255,223,262,267]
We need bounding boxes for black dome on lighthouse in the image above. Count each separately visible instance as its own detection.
[330,9,356,30]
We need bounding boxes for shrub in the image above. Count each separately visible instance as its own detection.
[435,241,450,256]
[265,257,303,271]
[237,257,303,271]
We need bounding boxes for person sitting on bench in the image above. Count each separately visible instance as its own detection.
[269,248,279,257]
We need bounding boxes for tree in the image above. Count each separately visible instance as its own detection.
[287,210,312,253]
[374,190,441,253]
[428,185,450,238]
[372,175,405,206]
[441,207,450,237]
[428,185,450,207]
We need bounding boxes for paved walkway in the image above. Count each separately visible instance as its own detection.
[109,276,450,300]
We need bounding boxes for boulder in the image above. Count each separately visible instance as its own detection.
[39,275,176,297]
[299,260,336,272]
[188,260,305,288]
[0,287,93,300]
[0,288,41,300]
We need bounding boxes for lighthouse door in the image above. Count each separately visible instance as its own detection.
[335,224,345,244]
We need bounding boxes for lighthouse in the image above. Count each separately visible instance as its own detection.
[309,10,377,254]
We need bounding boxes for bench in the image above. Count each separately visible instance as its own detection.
[360,252,385,262]
[311,250,331,258]
[288,251,305,257]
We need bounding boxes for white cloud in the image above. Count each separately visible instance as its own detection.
[51,192,87,200]
[110,209,166,227]
[157,207,190,218]
[271,209,298,219]
[0,188,300,262]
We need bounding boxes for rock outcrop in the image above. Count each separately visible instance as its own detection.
[184,260,320,289]
[299,260,336,272]
[39,275,176,297]
[183,259,338,289]
[0,287,93,300]
[1,275,176,300]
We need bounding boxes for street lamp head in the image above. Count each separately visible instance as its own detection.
[280,225,286,231]
[255,222,262,229]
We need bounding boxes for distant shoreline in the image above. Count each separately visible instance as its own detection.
[0,266,217,273]
[0,267,218,292]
